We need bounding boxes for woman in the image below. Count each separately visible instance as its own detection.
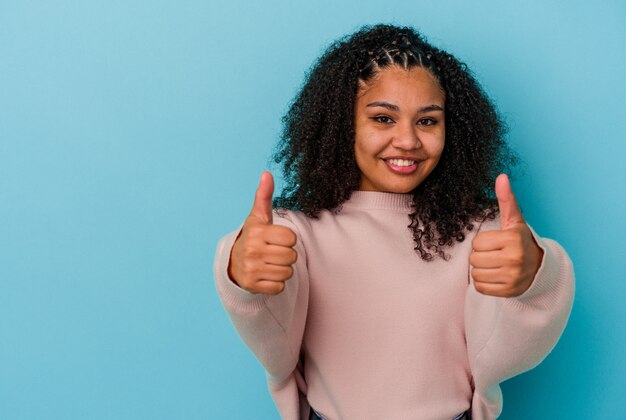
[214,24,574,419]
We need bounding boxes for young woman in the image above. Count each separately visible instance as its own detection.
[213,24,574,420]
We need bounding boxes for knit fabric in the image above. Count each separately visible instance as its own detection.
[214,191,575,420]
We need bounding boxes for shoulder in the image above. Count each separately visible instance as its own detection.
[473,212,502,233]
[271,208,316,253]
[272,207,343,249]
[272,208,312,230]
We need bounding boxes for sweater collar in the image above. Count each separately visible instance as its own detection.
[342,190,414,211]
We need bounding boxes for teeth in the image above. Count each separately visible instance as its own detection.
[387,159,415,167]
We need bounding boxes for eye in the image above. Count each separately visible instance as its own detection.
[417,118,437,126]
[371,115,395,124]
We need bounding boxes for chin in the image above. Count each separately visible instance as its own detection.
[393,187,417,194]
[382,182,419,194]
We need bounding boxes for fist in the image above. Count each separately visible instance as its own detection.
[469,174,544,297]
[228,171,298,295]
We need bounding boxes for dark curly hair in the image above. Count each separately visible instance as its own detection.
[272,24,518,261]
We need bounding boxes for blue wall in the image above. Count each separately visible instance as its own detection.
[1,1,624,418]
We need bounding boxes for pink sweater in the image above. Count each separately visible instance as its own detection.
[214,191,574,419]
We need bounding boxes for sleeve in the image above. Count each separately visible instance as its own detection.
[212,212,309,383]
[464,216,575,418]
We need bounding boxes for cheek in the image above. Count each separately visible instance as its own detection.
[435,140,445,158]
[354,132,381,161]
[354,143,373,176]
[353,137,366,172]
[427,131,446,158]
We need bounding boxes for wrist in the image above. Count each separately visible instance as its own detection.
[227,232,244,288]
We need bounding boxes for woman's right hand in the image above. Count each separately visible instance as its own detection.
[227,171,298,295]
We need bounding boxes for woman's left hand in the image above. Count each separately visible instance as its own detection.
[469,174,544,297]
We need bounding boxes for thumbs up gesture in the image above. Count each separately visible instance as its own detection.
[469,174,544,297]
[227,171,298,295]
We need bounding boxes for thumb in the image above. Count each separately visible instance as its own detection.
[250,171,274,224]
[495,173,524,229]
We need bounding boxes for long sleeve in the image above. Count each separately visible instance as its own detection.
[213,212,310,384]
[465,217,575,419]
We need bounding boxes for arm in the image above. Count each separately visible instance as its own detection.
[465,217,575,417]
[214,213,309,383]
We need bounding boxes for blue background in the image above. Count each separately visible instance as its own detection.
[1,0,625,418]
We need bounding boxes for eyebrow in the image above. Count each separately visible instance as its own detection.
[365,101,444,113]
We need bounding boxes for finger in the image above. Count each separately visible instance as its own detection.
[254,280,286,295]
[469,250,504,269]
[471,267,508,284]
[472,230,507,252]
[250,171,274,224]
[473,282,510,297]
[259,264,294,281]
[263,225,297,247]
[264,245,298,266]
[495,173,524,229]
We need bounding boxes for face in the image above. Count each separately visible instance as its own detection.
[354,65,446,193]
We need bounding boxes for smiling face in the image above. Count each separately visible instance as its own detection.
[354,65,446,193]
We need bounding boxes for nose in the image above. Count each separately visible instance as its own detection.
[391,121,422,150]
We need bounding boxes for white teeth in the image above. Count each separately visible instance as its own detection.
[387,159,415,167]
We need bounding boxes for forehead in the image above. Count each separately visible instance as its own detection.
[357,66,445,104]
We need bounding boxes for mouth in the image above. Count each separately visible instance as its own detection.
[383,158,420,174]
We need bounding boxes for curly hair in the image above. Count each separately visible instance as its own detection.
[272,24,518,261]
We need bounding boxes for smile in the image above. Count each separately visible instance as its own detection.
[383,158,419,174]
